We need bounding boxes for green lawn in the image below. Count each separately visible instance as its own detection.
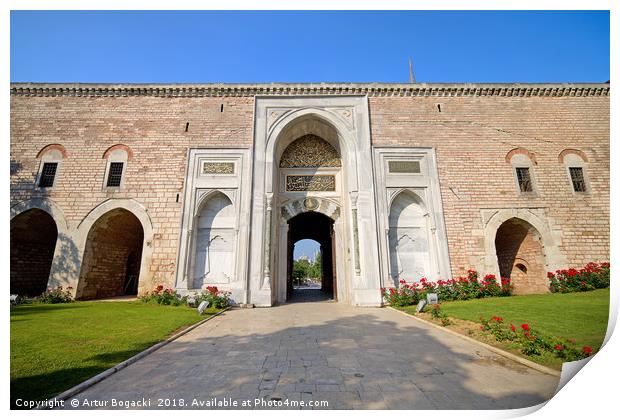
[10,301,221,408]
[402,289,610,358]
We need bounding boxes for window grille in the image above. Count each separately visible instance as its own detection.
[515,167,532,192]
[38,162,58,188]
[106,162,124,187]
[569,167,586,192]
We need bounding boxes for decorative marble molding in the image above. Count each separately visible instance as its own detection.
[10,83,610,98]
[280,197,341,222]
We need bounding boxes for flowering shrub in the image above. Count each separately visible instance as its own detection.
[38,286,74,304]
[548,262,610,293]
[381,270,513,306]
[195,286,231,309]
[479,315,595,361]
[381,280,422,307]
[140,285,184,306]
[429,304,451,326]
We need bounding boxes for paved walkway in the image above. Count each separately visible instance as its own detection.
[66,302,559,410]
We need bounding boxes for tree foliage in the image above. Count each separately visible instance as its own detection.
[292,254,322,283]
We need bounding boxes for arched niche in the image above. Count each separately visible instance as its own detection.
[494,217,547,294]
[10,208,58,296]
[77,208,144,299]
[192,191,236,289]
[482,208,566,286]
[76,198,154,296]
[387,190,431,286]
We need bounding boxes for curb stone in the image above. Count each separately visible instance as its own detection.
[36,306,230,410]
[386,306,562,377]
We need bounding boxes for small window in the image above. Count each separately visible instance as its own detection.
[515,167,532,192]
[569,167,586,192]
[38,162,58,188]
[106,162,124,187]
[36,145,65,189]
[102,145,131,190]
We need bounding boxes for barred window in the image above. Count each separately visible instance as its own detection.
[106,162,124,187]
[38,162,58,188]
[569,167,587,192]
[515,167,532,192]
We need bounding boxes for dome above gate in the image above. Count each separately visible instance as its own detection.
[279,134,341,168]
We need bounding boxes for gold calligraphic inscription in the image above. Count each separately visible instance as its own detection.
[286,175,336,191]
[202,162,235,174]
[388,161,421,174]
[279,134,341,168]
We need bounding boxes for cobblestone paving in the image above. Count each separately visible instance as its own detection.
[66,302,560,410]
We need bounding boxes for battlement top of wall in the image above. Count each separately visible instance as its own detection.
[10,82,610,98]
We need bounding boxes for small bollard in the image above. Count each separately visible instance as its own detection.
[416,299,427,313]
[426,293,439,305]
[197,300,210,315]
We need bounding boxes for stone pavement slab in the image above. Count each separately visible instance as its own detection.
[64,302,559,410]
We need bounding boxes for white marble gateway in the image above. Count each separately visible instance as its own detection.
[174,97,452,306]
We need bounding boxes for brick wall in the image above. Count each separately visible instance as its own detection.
[11,95,254,291]
[368,94,610,277]
[10,86,610,293]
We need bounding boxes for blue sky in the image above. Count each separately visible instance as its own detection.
[11,10,609,83]
[294,240,320,262]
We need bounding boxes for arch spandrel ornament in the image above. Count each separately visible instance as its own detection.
[279,134,342,168]
[280,197,341,222]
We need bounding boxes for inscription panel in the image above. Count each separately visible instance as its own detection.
[388,160,421,174]
[286,175,336,191]
[202,162,235,175]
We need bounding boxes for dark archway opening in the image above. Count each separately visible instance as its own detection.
[495,218,547,294]
[287,212,335,302]
[10,209,58,296]
[77,209,144,300]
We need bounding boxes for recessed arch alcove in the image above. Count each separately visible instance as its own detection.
[495,218,548,294]
[10,208,58,296]
[191,191,236,289]
[77,208,144,299]
[387,190,433,286]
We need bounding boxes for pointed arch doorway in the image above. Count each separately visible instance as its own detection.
[286,211,336,302]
